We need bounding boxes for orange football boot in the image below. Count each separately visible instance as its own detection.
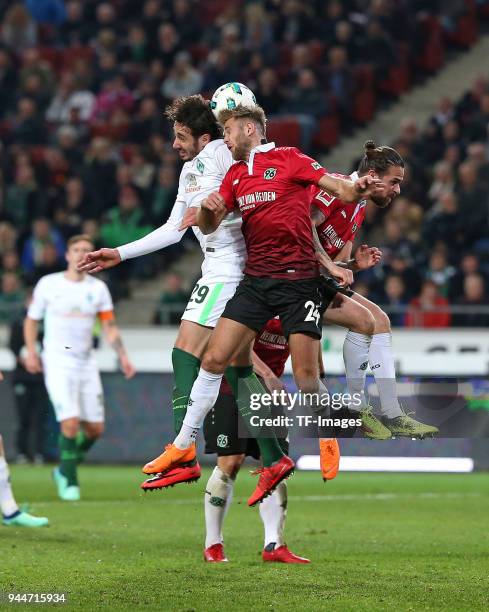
[319,438,340,481]
[142,443,196,475]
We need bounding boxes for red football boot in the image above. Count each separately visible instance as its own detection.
[141,462,201,490]
[247,456,295,507]
[204,543,228,563]
[262,544,310,564]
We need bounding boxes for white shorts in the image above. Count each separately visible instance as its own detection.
[181,276,240,328]
[43,358,104,423]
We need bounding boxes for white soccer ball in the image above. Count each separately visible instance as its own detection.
[210,82,257,118]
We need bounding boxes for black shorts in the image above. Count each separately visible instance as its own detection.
[203,393,289,458]
[221,274,337,339]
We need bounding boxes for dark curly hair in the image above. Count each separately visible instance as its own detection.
[165,95,221,140]
[357,140,404,176]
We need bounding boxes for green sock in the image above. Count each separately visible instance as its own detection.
[225,366,285,467]
[172,348,201,433]
[75,431,97,464]
[59,434,78,486]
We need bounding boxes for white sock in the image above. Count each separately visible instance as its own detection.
[204,467,235,548]
[0,456,19,517]
[174,368,224,449]
[369,333,403,418]
[259,481,287,548]
[343,331,371,411]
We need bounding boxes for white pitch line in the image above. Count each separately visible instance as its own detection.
[31,491,482,507]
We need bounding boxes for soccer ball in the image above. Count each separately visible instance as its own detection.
[210,82,257,118]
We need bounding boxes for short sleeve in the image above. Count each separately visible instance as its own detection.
[27,278,48,320]
[310,186,337,221]
[218,167,237,211]
[288,148,327,185]
[97,282,114,314]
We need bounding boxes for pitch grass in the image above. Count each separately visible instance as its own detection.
[1,466,488,611]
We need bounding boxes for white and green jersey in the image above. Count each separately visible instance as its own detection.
[118,139,246,282]
[28,272,113,363]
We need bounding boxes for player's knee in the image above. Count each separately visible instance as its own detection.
[61,419,79,438]
[84,423,104,438]
[218,455,244,479]
[293,365,319,392]
[374,308,391,334]
[202,348,227,374]
[351,309,375,336]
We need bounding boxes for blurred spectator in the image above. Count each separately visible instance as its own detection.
[91,75,134,122]
[8,292,51,464]
[151,166,178,224]
[4,164,44,229]
[405,280,451,328]
[0,223,18,257]
[449,253,487,300]
[11,98,47,146]
[361,20,398,79]
[25,0,66,26]
[59,0,90,46]
[0,2,38,50]
[1,250,23,279]
[82,137,118,213]
[153,273,189,325]
[453,274,489,327]
[281,68,329,152]
[156,22,182,68]
[324,46,353,122]
[425,250,456,297]
[171,0,200,46]
[455,161,488,241]
[427,161,455,204]
[161,51,203,99]
[0,48,17,118]
[382,274,408,327]
[275,0,314,44]
[423,191,464,249]
[46,73,96,124]
[52,176,87,239]
[0,272,25,324]
[254,68,285,115]
[100,187,153,248]
[29,242,64,284]
[21,218,65,275]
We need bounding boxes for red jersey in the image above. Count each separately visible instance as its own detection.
[220,318,289,395]
[310,174,367,259]
[219,143,327,280]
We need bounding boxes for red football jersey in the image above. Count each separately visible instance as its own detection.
[253,317,289,378]
[310,175,367,259]
[220,317,289,395]
[219,143,327,280]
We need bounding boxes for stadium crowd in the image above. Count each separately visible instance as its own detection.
[0,0,488,326]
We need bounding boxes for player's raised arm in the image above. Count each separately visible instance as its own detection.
[100,312,135,380]
[317,173,383,203]
[78,198,188,274]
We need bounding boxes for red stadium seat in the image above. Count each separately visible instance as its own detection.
[61,46,95,71]
[379,64,410,97]
[351,89,376,124]
[312,116,340,150]
[416,16,445,73]
[266,118,301,148]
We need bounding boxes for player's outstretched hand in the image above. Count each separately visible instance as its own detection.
[202,192,226,213]
[354,244,382,269]
[25,352,42,374]
[354,175,384,198]
[77,248,122,273]
[120,355,136,380]
[179,207,198,230]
